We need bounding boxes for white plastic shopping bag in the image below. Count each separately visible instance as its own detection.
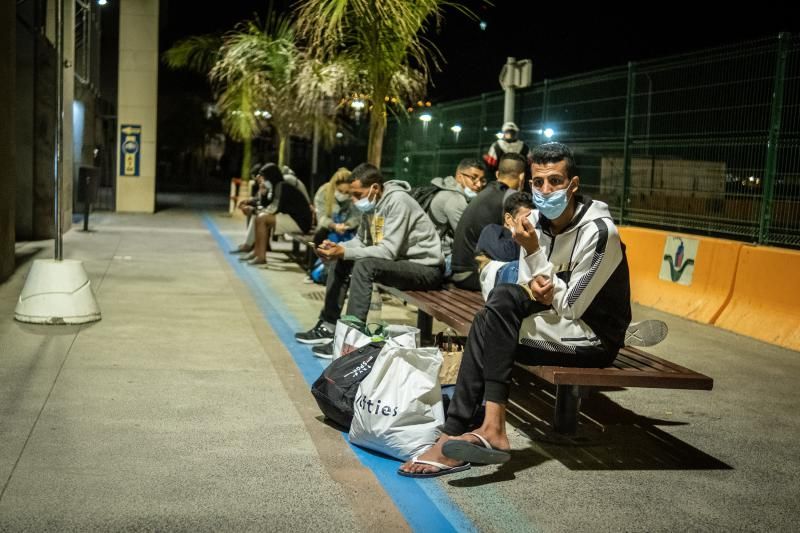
[333,316,378,359]
[349,345,445,461]
[333,318,419,360]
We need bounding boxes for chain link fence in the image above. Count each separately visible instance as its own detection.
[383,34,799,248]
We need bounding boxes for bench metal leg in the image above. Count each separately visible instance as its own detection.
[292,239,300,256]
[553,385,582,435]
[417,312,433,346]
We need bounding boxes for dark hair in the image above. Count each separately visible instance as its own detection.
[259,162,284,188]
[503,191,534,217]
[497,152,527,177]
[350,162,383,188]
[456,158,485,175]
[531,142,577,178]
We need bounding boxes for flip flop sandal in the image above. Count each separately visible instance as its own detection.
[397,457,471,478]
[442,432,511,465]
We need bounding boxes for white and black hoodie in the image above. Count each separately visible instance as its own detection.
[517,196,632,355]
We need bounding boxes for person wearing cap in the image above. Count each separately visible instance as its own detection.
[483,121,531,174]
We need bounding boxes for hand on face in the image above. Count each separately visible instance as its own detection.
[511,212,539,254]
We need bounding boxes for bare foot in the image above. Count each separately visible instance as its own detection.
[398,435,466,476]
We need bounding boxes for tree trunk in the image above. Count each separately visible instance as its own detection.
[367,98,387,167]
[240,138,252,181]
[277,133,287,167]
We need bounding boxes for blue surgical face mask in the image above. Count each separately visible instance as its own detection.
[354,186,377,213]
[533,180,575,219]
[463,186,477,200]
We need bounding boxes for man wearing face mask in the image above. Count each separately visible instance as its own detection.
[483,122,531,173]
[295,163,444,350]
[450,153,527,290]
[427,158,487,277]
[399,142,668,477]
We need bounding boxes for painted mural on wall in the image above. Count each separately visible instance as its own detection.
[660,236,698,286]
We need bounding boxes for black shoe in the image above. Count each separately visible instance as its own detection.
[295,320,334,345]
[311,342,333,359]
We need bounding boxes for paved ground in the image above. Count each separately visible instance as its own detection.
[1,196,798,532]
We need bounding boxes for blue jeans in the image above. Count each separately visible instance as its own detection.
[495,261,519,286]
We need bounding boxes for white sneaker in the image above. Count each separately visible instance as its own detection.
[625,320,668,347]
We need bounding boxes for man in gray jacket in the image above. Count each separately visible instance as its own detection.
[295,163,444,347]
[428,158,486,275]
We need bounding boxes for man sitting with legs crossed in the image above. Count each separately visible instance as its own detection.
[399,142,667,477]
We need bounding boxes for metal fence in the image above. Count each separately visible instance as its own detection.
[382,33,800,248]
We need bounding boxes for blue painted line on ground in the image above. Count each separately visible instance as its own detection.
[202,214,476,533]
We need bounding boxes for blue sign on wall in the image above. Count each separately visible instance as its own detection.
[120,124,141,177]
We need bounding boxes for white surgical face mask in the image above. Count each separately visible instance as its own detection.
[533,179,576,219]
[334,191,350,202]
[354,186,377,213]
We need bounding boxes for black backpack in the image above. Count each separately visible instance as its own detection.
[310,342,385,429]
[408,185,450,237]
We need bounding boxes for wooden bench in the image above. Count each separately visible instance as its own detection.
[376,283,713,435]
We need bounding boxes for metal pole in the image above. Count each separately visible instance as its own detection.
[503,57,516,123]
[54,0,64,261]
[758,32,790,245]
[621,61,636,225]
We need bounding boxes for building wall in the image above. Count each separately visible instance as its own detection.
[116,0,159,213]
[1,1,16,281]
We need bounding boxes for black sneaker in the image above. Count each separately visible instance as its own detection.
[295,320,334,345]
[311,342,333,359]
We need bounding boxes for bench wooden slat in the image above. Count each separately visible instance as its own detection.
[621,347,698,375]
[520,364,713,390]
[614,352,678,373]
[378,283,713,391]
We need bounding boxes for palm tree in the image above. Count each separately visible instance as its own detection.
[294,0,471,167]
[164,14,322,179]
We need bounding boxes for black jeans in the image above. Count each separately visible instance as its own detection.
[442,284,617,436]
[320,258,443,324]
[451,270,480,291]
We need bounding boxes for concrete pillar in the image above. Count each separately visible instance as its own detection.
[116,0,159,213]
[0,1,16,281]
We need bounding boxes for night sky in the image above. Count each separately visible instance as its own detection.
[159,0,795,103]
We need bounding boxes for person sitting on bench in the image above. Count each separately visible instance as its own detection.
[399,141,668,478]
[450,153,526,290]
[475,191,534,301]
[244,163,313,266]
[295,163,444,357]
[312,167,359,248]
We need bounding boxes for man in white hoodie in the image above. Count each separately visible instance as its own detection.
[399,142,667,477]
[295,163,444,350]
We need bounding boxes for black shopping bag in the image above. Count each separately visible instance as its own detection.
[310,342,385,429]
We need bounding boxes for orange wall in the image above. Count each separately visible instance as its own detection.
[620,226,799,351]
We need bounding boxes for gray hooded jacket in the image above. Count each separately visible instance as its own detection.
[428,176,469,257]
[342,180,443,266]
